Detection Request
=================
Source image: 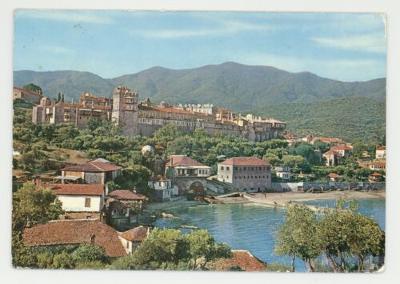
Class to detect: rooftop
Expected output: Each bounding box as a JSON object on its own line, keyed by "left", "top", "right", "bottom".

{"left": 168, "top": 155, "right": 208, "bottom": 168}
{"left": 62, "top": 159, "right": 121, "bottom": 173}
{"left": 23, "top": 220, "right": 127, "bottom": 257}
{"left": 219, "top": 157, "right": 269, "bottom": 166}
{"left": 108, "top": 190, "right": 147, "bottom": 201}
{"left": 45, "top": 183, "right": 104, "bottom": 196}
{"left": 119, "top": 226, "right": 150, "bottom": 242}
{"left": 211, "top": 250, "right": 266, "bottom": 272}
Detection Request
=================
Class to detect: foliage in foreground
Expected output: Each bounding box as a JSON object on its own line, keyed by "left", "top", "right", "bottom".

{"left": 275, "top": 201, "right": 385, "bottom": 272}
{"left": 111, "top": 228, "right": 231, "bottom": 270}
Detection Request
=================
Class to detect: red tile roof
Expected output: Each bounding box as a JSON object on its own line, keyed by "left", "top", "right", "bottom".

{"left": 62, "top": 159, "right": 121, "bottom": 173}
{"left": 46, "top": 184, "right": 104, "bottom": 196}
{"left": 376, "top": 146, "right": 386, "bottom": 151}
{"left": 212, "top": 250, "right": 266, "bottom": 272}
{"left": 168, "top": 155, "right": 208, "bottom": 167}
{"left": 331, "top": 145, "right": 352, "bottom": 151}
{"left": 108, "top": 190, "right": 147, "bottom": 201}
{"left": 119, "top": 226, "right": 150, "bottom": 242}
{"left": 328, "top": 173, "right": 340, "bottom": 178}
{"left": 23, "top": 220, "right": 127, "bottom": 257}
{"left": 219, "top": 157, "right": 269, "bottom": 166}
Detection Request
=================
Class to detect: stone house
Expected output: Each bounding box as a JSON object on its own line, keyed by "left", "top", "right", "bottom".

{"left": 166, "top": 155, "right": 212, "bottom": 178}
{"left": 217, "top": 157, "right": 271, "bottom": 192}
{"left": 46, "top": 183, "right": 105, "bottom": 220}
{"left": 327, "top": 173, "right": 342, "bottom": 182}
{"left": 376, "top": 146, "right": 386, "bottom": 159}
{"left": 148, "top": 176, "right": 179, "bottom": 201}
{"left": 274, "top": 166, "right": 293, "bottom": 181}
{"left": 13, "top": 86, "right": 43, "bottom": 105}
{"left": 61, "top": 158, "right": 121, "bottom": 184}
{"left": 118, "top": 226, "right": 151, "bottom": 254}
{"left": 106, "top": 190, "right": 147, "bottom": 230}
{"left": 368, "top": 172, "right": 384, "bottom": 182}
{"left": 323, "top": 145, "right": 352, "bottom": 166}
{"left": 23, "top": 219, "right": 127, "bottom": 258}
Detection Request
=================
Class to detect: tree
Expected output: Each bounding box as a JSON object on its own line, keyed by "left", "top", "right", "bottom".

{"left": 12, "top": 183, "right": 64, "bottom": 267}
{"left": 317, "top": 201, "right": 385, "bottom": 272}
{"left": 23, "top": 83, "right": 42, "bottom": 94}
{"left": 12, "top": 182, "right": 63, "bottom": 232}
{"left": 275, "top": 204, "right": 321, "bottom": 272}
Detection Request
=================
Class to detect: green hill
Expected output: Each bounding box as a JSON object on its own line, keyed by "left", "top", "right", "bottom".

{"left": 254, "top": 97, "right": 385, "bottom": 143}
{"left": 13, "top": 62, "right": 386, "bottom": 142}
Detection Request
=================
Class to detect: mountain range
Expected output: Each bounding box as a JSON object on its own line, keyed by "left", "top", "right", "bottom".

{"left": 13, "top": 62, "right": 386, "bottom": 142}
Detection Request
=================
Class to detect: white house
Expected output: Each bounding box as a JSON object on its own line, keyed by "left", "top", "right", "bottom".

{"left": 274, "top": 166, "right": 293, "bottom": 180}
{"left": 375, "top": 146, "right": 386, "bottom": 159}
{"left": 148, "top": 176, "right": 179, "bottom": 201}
{"left": 46, "top": 183, "right": 105, "bottom": 220}
{"left": 118, "top": 226, "right": 151, "bottom": 254}
{"left": 165, "top": 155, "right": 212, "bottom": 178}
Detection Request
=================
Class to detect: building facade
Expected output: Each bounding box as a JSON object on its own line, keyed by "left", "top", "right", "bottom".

{"left": 148, "top": 176, "right": 179, "bottom": 201}
{"left": 61, "top": 158, "right": 121, "bottom": 185}
{"left": 13, "top": 86, "right": 43, "bottom": 105}
{"left": 45, "top": 183, "right": 105, "bottom": 220}
{"left": 32, "top": 86, "right": 286, "bottom": 142}
{"left": 217, "top": 157, "right": 271, "bottom": 192}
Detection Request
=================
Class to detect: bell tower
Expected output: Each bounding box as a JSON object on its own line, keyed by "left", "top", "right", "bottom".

{"left": 112, "top": 86, "right": 139, "bottom": 136}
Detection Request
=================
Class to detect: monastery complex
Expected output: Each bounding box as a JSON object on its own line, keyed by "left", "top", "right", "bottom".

{"left": 30, "top": 86, "right": 286, "bottom": 142}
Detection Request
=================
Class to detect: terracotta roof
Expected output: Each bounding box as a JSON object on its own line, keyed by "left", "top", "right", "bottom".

{"left": 219, "top": 157, "right": 269, "bottom": 166}
{"left": 23, "top": 220, "right": 127, "bottom": 257}
{"left": 62, "top": 159, "right": 121, "bottom": 173}
{"left": 376, "top": 146, "right": 386, "bottom": 151}
{"left": 13, "top": 86, "right": 42, "bottom": 97}
{"left": 370, "top": 172, "right": 382, "bottom": 177}
{"left": 119, "top": 226, "right": 150, "bottom": 242}
{"left": 168, "top": 155, "right": 208, "bottom": 167}
{"left": 328, "top": 173, "right": 340, "bottom": 178}
{"left": 212, "top": 250, "right": 266, "bottom": 272}
{"left": 108, "top": 190, "right": 147, "bottom": 201}
{"left": 323, "top": 149, "right": 339, "bottom": 156}
{"left": 314, "top": 137, "right": 343, "bottom": 143}
{"left": 331, "top": 145, "right": 352, "bottom": 151}
{"left": 45, "top": 184, "right": 104, "bottom": 196}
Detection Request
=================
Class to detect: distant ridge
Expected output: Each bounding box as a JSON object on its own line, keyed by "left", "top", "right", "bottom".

{"left": 14, "top": 62, "right": 385, "bottom": 111}
{"left": 13, "top": 62, "right": 386, "bottom": 142}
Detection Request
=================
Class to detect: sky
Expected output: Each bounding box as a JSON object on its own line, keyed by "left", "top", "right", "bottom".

{"left": 13, "top": 10, "right": 386, "bottom": 81}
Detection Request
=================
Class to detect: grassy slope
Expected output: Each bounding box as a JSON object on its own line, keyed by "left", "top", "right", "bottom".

{"left": 254, "top": 97, "right": 385, "bottom": 143}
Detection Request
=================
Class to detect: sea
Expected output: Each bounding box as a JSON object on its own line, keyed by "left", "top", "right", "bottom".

{"left": 154, "top": 198, "right": 385, "bottom": 272}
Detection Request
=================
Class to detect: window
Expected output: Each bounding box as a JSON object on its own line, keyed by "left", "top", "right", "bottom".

{"left": 226, "top": 167, "right": 230, "bottom": 171}
{"left": 221, "top": 166, "right": 224, "bottom": 170}
{"left": 85, "top": 198, "right": 91, "bottom": 208}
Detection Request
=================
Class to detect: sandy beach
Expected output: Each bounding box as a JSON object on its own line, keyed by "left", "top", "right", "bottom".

{"left": 216, "top": 190, "right": 385, "bottom": 207}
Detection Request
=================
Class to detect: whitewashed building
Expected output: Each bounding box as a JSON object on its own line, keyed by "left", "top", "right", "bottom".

{"left": 148, "top": 176, "right": 179, "bottom": 201}
{"left": 46, "top": 183, "right": 105, "bottom": 220}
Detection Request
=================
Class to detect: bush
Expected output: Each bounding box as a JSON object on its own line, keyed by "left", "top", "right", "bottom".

{"left": 75, "top": 261, "right": 107, "bottom": 270}
{"left": 72, "top": 245, "right": 107, "bottom": 263}
{"left": 36, "top": 251, "right": 54, "bottom": 268}
{"left": 52, "top": 252, "right": 75, "bottom": 269}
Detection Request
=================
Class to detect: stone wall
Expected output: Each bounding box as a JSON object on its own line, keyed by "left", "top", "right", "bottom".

{"left": 271, "top": 182, "right": 386, "bottom": 192}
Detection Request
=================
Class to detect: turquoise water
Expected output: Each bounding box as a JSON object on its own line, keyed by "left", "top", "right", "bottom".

{"left": 154, "top": 198, "right": 385, "bottom": 271}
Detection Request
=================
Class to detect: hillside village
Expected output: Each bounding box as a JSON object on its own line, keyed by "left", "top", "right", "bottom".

{"left": 12, "top": 84, "right": 386, "bottom": 271}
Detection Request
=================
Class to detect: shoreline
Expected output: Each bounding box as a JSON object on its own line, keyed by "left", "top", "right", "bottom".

{"left": 216, "top": 190, "right": 385, "bottom": 208}
{"left": 145, "top": 190, "right": 385, "bottom": 214}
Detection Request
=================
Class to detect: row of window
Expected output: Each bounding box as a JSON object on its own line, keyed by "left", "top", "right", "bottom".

{"left": 220, "top": 166, "right": 269, "bottom": 171}
{"left": 234, "top": 175, "right": 269, "bottom": 180}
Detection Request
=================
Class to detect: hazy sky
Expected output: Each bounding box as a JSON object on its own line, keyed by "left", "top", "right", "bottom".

{"left": 14, "top": 10, "right": 386, "bottom": 81}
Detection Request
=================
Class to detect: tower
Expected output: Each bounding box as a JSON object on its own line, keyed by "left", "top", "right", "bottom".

{"left": 112, "top": 86, "right": 139, "bottom": 136}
